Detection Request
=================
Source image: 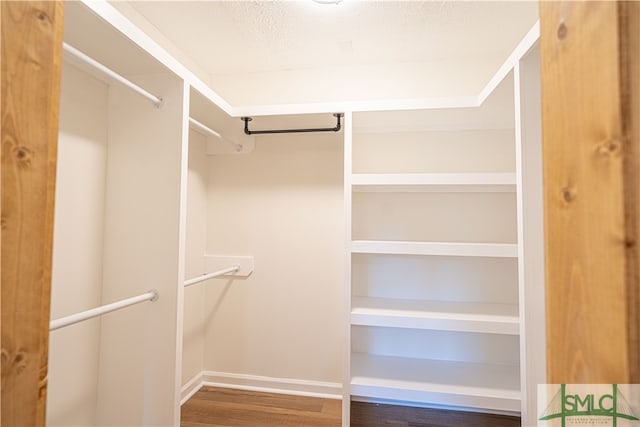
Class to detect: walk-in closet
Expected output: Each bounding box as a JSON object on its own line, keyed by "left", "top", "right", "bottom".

{"left": 42, "top": 1, "right": 544, "bottom": 426}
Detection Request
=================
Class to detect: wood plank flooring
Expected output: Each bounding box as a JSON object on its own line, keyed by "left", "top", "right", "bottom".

{"left": 181, "top": 387, "right": 521, "bottom": 427}
{"left": 351, "top": 401, "right": 521, "bottom": 427}
{"left": 181, "top": 387, "right": 341, "bottom": 427}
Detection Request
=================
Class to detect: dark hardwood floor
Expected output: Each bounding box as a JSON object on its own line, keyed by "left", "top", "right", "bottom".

{"left": 181, "top": 386, "right": 521, "bottom": 427}
{"left": 351, "top": 401, "right": 521, "bottom": 427}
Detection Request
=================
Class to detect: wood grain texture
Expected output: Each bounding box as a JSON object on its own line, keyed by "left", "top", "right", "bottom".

{"left": 181, "top": 387, "right": 520, "bottom": 427}
{"left": 620, "top": 0, "right": 640, "bottom": 384}
{"left": 1, "top": 1, "right": 64, "bottom": 425}
{"left": 541, "top": 1, "right": 639, "bottom": 383}
{"left": 350, "top": 402, "right": 520, "bottom": 427}
{"left": 181, "top": 387, "right": 341, "bottom": 427}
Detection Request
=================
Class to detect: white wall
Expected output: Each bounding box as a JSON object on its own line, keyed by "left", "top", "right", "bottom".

{"left": 200, "top": 132, "right": 345, "bottom": 386}
{"left": 48, "top": 64, "right": 108, "bottom": 426}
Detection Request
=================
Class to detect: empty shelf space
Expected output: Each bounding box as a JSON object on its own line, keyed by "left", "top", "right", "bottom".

{"left": 350, "top": 353, "right": 521, "bottom": 412}
{"left": 351, "top": 241, "right": 518, "bottom": 258}
{"left": 351, "top": 297, "right": 519, "bottom": 335}
{"left": 351, "top": 173, "right": 516, "bottom": 193}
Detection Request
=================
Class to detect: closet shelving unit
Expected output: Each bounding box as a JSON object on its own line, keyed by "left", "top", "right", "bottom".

{"left": 352, "top": 172, "right": 516, "bottom": 193}
{"left": 52, "top": 2, "right": 244, "bottom": 426}
{"left": 346, "top": 77, "right": 522, "bottom": 413}
{"left": 343, "top": 23, "right": 544, "bottom": 427}
{"left": 52, "top": 2, "right": 195, "bottom": 426}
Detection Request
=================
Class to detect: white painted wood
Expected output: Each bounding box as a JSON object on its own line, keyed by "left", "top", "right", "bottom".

{"left": 180, "top": 370, "right": 344, "bottom": 405}
{"left": 514, "top": 42, "right": 545, "bottom": 427}
{"left": 63, "top": 43, "right": 163, "bottom": 106}
{"left": 180, "top": 372, "right": 204, "bottom": 406}
{"left": 174, "top": 81, "right": 191, "bottom": 426}
{"left": 352, "top": 326, "right": 519, "bottom": 365}
{"left": 201, "top": 371, "right": 343, "bottom": 400}
{"left": 182, "top": 118, "right": 209, "bottom": 393}
{"left": 353, "top": 185, "right": 515, "bottom": 193}
{"left": 76, "top": 0, "right": 234, "bottom": 115}
{"left": 477, "top": 21, "right": 540, "bottom": 105}
{"left": 232, "top": 96, "right": 479, "bottom": 118}
{"left": 341, "top": 111, "right": 354, "bottom": 427}
{"left": 201, "top": 255, "right": 254, "bottom": 278}
{"left": 48, "top": 65, "right": 108, "bottom": 427}
{"left": 352, "top": 173, "right": 516, "bottom": 193}
{"left": 352, "top": 84, "right": 514, "bottom": 135}
{"left": 351, "top": 241, "right": 518, "bottom": 258}
{"left": 64, "top": 2, "right": 169, "bottom": 77}
{"left": 345, "top": 27, "right": 538, "bottom": 422}
{"left": 351, "top": 297, "right": 519, "bottom": 335}
{"left": 95, "top": 73, "right": 184, "bottom": 427}
{"left": 350, "top": 353, "right": 521, "bottom": 412}
{"left": 188, "top": 88, "right": 255, "bottom": 155}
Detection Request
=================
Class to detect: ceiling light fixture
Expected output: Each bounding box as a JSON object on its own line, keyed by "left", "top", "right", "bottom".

{"left": 312, "top": 0, "right": 343, "bottom": 5}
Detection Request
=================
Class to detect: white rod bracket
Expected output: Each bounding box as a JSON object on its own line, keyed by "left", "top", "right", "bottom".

{"left": 63, "top": 43, "right": 163, "bottom": 107}
{"left": 50, "top": 289, "right": 159, "bottom": 331}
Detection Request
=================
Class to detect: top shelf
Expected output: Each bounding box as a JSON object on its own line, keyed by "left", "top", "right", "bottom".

{"left": 352, "top": 173, "right": 516, "bottom": 193}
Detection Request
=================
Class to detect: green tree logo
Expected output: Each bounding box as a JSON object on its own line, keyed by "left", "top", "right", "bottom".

{"left": 540, "top": 384, "right": 639, "bottom": 426}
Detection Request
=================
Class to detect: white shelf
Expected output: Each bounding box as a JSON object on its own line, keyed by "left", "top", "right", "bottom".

{"left": 351, "top": 297, "right": 519, "bottom": 335}
{"left": 352, "top": 173, "right": 516, "bottom": 193}
{"left": 351, "top": 241, "right": 518, "bottom": 258}
{"left": 350, "top": 353, "right": 521, "bottom": 412}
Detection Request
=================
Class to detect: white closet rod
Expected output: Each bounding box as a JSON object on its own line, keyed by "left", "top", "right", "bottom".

{"left": 63, "top": 43, "right": 163, "bottom": 107}
{"left": 184, "top": 265, "right": 240, "bottom": 288}
{"left": 188, "top": 118, "right": 243, "bottom": 152}
{"left": 189, "top": 117, "right": 222, "bottom": 139}
{"left": 50, "top": 289, "right": 159, "bottom": 331}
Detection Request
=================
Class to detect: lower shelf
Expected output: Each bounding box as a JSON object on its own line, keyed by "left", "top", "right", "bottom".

{"left": 351, "top": 297, "right": 520, "bottom": 335}
{"left": 350, "top": 353, "right": 521, "bottom": 413}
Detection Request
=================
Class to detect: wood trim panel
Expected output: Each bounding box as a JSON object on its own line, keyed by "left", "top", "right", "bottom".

{"left": 620, "top": 0, "right": 640, "bottom": 383}
{"left": 1, "top": 1, "right": 64, "bottom": 424}
{"left": 541, "top": 1, "right": 640, "bottom": 383}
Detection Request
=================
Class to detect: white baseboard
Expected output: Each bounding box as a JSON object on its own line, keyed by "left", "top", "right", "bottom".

{"left": 180, "top": 372, "right": 205, "bottom": 405}
{"left": 181, "top": 370, "right": 343, "bottom": 404}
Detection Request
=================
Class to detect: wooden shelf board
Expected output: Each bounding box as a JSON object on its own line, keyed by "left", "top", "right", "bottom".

{"left": 351, "top": 297, "right": 519, "bottom": 335}
{"left": 350, "top": 241, "right": 518, "bottom": 258}
{"left": 352, "top": 173, "right": 517, "bottom": 193}
{"left": 350, "top": 353, "right": 521, "bottom": 412}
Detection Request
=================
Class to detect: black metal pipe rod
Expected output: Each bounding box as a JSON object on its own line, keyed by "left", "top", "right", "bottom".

{"left": 242, "top": 113, "right": 343, "bottom": 136}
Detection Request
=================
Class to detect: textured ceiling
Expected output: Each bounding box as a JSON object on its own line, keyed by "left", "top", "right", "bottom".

{"left": 123, "top": 1, "right": 538, "bottom": 76}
